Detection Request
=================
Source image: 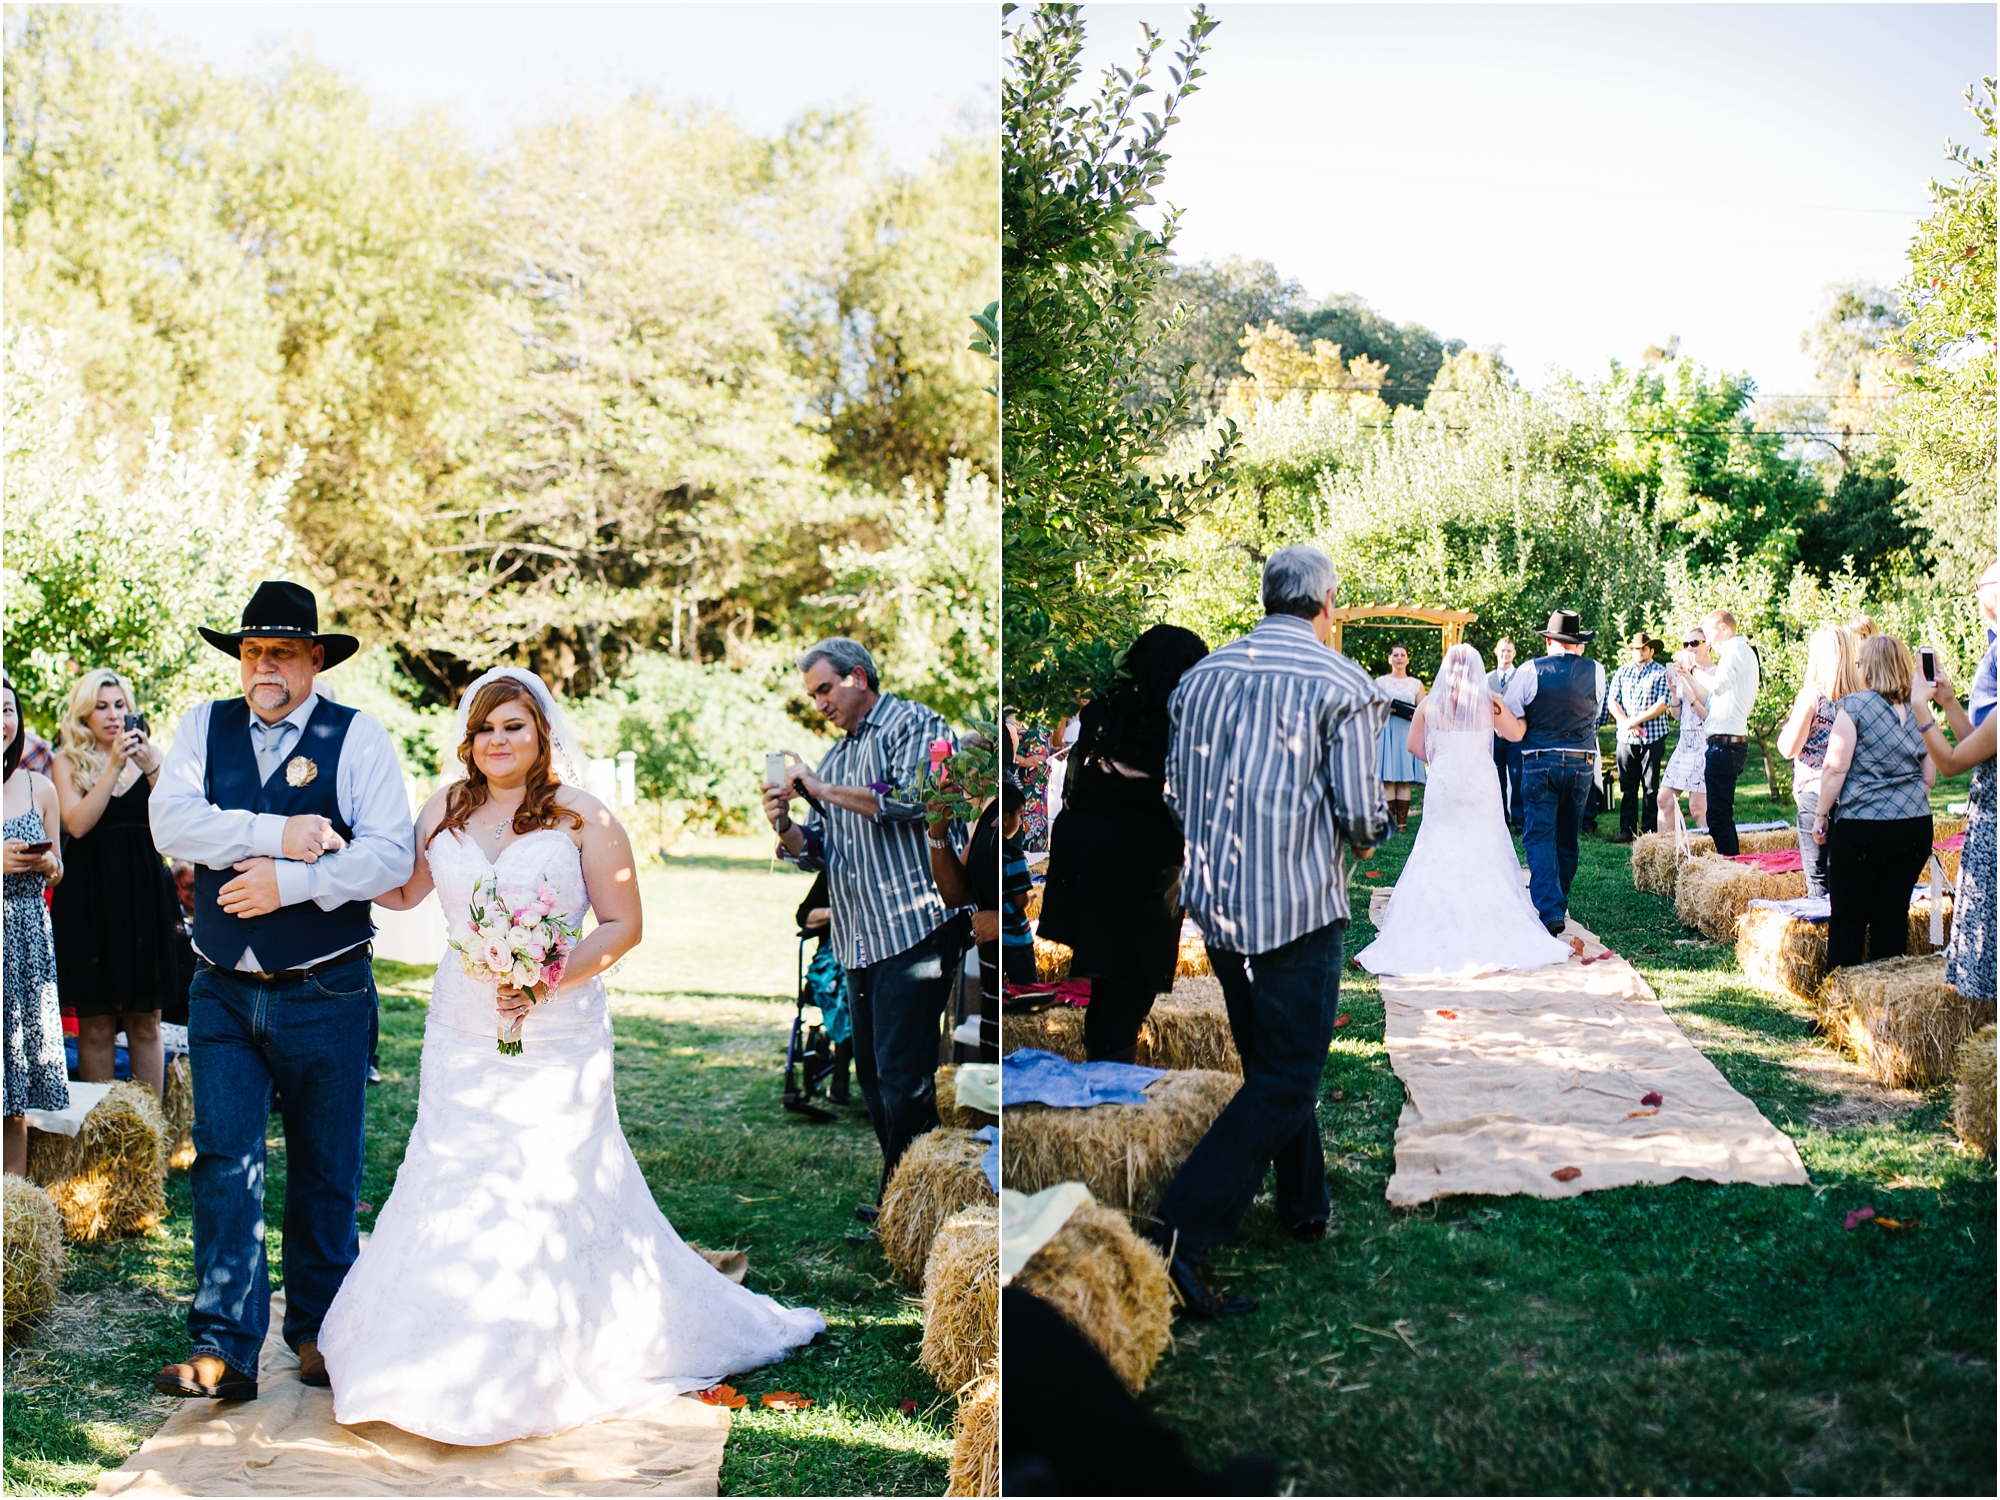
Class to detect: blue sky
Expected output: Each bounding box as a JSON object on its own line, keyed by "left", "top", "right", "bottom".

{"left": 126, "top": 3, "right": 997, "bottom": 168}
{"left": 1064, "top": 3, "right": 1993, "bottom": 395}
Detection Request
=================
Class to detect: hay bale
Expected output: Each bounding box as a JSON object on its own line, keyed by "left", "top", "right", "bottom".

{"left": 1143, "top": 978, "right": 1240, "bottom": 1074}
{"left": 1034, "top": 936, "right": 1073, "bottom": 982}
{"left": 1907, "top": 896, "right": 1956, "bottom": 956}
{"left": 1954, "top": 1024, "right": 1996, "bottom": 1156}
{"left": 1003, "top": 1070, "right": 1240, "bottom": 1216}
{"left": 937, "top": 1066, "right": 998, "bottom": 1130}
{"left": 1819, "top": 954, "right": 1998, "bottom": 1089}
{"left": 879, "top": 1128, "right": 996, "bottom": 1288}
{"left": 1021, "top": 882, "right": 1044, "bottom": 923}
{"left": 26, "top": 1081, "right": 167, "bottom": 1241}
{"left": 1632, "top": 828, "right": 1797, "bottom": 896}
{"left": 1002, "top": 1006, "right": 1087, "bottom": 1061}
{"left": 1934, "top": 815, "right": 1967, "bottom": 843}
{"left": 945, "top": 1367, "right": 999, "bottom": 1497}
{"left": 3, "top": 1175, "right": 67, "bottom": 1338}
{"left": 920, "top": 1204, "right": 999, "bottom": 1392}
{"left": 1012, "top": 1201, "right": 1172, "bottom": 1393}
{"left": 1675, "top": 855, "right": 1807, "bottom": 942}
{"left": 1174, "top": 925, "right": 1211, "bottom": 977}
{"left": 163, "top": 1055, "right": 194, "bottom": 1171}
{"left": 1735, "top": 905, "right": 1829, "bottom": 1004}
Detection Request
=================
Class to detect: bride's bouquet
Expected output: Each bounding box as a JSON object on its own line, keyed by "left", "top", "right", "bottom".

{"left": 448, "top": 875, "right": 582, "bottom": 1055}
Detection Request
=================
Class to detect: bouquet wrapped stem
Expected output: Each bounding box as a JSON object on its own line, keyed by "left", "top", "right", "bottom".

{"left": 447, "top": 875, "right": 582, "bottom": 1055}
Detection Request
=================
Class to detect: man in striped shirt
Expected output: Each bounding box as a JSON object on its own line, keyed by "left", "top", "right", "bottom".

{"left": 1607, "top": 631, "right": 1673, "bottom": 843}
{"left": 1146, "top": 545, "right": 1391, "bottom": 1318}
{"left": 763, "top": 638, "right": 962, "bottom": 1217}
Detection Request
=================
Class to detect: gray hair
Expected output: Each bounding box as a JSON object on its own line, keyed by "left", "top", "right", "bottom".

{"left": 1262, "top": 545, "right": 1340, "bottom": 619}
{"left": 798, "top": 636, "right": 879, "bottom": 691}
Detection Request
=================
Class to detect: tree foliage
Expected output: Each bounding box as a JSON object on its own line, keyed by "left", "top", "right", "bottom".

{"left": 4, "top": 4, "right": 997, "bottom": 717}
{"left": 2, "top": 327, "right": 299, "bottom": 728}
{"left": 1002, "top": 1, "right": 1239, "bottom": 715}
{"left": 1886, "top": 78, "right": 1998, "bottom": 591}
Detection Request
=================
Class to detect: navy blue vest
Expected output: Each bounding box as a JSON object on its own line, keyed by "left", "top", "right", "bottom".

{"left": 193, "top": 697, "right": 374, "bottom": 971}
{"left": 1519, "top": 653, "right": 1601, "bottom": 754}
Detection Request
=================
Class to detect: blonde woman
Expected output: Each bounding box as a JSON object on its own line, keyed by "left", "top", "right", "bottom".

{"left": 1814, "top": 634, "right": 1937, "bottom": 968}
{"left": 50, "top": 669, "right": 178, "bottom": 1101}
{"left": 1776, "top": 626, "right": 1861, "bottom": 898}
{"left": 1658, "top": 627, "right": 1714, "bottom": 835}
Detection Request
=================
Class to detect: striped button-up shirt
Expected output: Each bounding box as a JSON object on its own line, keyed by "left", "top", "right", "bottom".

{"left": 782, "top": 693, "right": 952, "bottom": 970}
{"left": 1608, "top": 659, "right": 1674, "bottom": 744}
{"left": 1166, "top": 614, "right": 1392, "bottom": 956}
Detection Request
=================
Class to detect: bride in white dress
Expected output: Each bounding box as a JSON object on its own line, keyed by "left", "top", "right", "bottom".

{"left": 1356, "top": 644, "right": 1574, "bottom": 978}
{"left": 318, "top": 667, "right": 822, "bottom": 1445}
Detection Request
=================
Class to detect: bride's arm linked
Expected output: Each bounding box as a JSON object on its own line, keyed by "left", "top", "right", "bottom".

{"left": 554, "top": 790, "right": 643, "bottom": 994}
{"left": 1491, "top": 692, "right": 1527, "bottom": 742}
{"left": 1406, "top": 702, "right": 1429, "bottom": 762}
{"left": 372, "top": 790, "right": 448, "bottom": 911}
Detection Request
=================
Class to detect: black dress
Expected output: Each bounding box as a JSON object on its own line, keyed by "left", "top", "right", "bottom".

{"left": 49, "top": 770, "right": 183, "bottom": 1019}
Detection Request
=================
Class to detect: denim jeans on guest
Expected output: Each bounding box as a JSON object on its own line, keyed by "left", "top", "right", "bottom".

{"left": 1704, "top": 738, "right": 1750, "bottom": 855}
{"left": 1494, "top": 736, "right": 1524, "bottom": 829}
{"left": 848, "top": 917, "right": 963, "bottom": 1200}
{"left": 1521, "top": 750, "right": 1595, "bottom": 930}
{"left": 1795, "top": 791, "right": 1830, "bottom": 898}
{"left": 1616, "top": 738, "right": 1666, "bottom": 837}
{"left": 187, "top": 954, "right": 374, "bottom": 1376}
{"left": 1153, "top": 919, "right": 1344, "bottom": 1260}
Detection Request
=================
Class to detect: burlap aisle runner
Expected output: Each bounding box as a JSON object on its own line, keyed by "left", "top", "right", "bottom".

{"left": 94, "top": 1292, "right": 730, "bottom": 1497}
{"left": 1381, "top": 943, "right": 1809, "bottom": 1206}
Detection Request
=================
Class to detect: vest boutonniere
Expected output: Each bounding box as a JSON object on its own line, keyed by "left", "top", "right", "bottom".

{"left": 285, "top": 755, "right": 319, "bottom": 788}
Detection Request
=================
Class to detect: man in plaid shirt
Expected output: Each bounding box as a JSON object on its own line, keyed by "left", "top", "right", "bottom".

{"left": 1608, "top": 631, "right": 1673, "bottom": 842}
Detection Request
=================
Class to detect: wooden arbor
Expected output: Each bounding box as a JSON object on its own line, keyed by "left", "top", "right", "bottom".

{"left": 1325, "top": 604, "right": 1479, "bottom": 658}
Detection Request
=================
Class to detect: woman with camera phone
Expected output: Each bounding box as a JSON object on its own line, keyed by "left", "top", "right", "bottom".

{"left": 50, "top": 669, "right": 179, "bottom": 1102}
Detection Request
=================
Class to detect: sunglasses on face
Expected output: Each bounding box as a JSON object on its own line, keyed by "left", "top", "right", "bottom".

{"left": 1683, "top": 639, "right": 1703, "bottom": 647}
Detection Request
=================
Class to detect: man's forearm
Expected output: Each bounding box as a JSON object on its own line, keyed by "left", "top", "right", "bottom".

{"left": 817, "top": 782, "right": 884, "bottom": 819}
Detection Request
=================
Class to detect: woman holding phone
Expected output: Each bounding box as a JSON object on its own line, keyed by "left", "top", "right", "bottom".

{"left": 4, "top": 674, "right": 69, "bottom": 1175}
{"left": 50, "top": 669, "right": 179, "bottom": 1103}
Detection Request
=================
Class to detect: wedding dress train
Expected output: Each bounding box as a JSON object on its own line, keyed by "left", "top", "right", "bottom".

{"left": 1355, "top": 725, "right": 1573, "bottom": 978}
{"left": 318, "top": 828, "right": 823, "bottom": 1445}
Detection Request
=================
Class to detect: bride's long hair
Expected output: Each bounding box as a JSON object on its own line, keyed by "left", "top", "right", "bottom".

{"left": 1429, "top": 643, "right": 1493, "bottom": 733}
{"left": 426, "top": 677, "right": 584, "bottom": 850}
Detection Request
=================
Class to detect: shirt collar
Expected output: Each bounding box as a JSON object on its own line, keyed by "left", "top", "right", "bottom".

{"left": 846, "top": 692, "right": 896, "bottom": 739}
{"left": 1255, "top": 614, "right": 1321, "bottom": 643}
{"left": 251, "top": 692, "right": 319, "bottom": 741}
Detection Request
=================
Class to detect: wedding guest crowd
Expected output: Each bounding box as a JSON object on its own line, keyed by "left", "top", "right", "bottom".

{"left": 1373, "top": 644, "right": 1425, "bottom": 833}
{"left": 1143, "top": 545, "right": 1388, "bottom": 1315}
{"left": 1659, "top": 626, "right": 1714, "bottom": 835}
{"left": 50, "top": 669, "right": 180, "bottom": 1104}
{"left": 1036, "top": 624, "right": 1210, "bottom": 1063}
{"left": 765, "top": 637, "right": 964, "bottom": 1223}
{"left": 1813, "top": 634, "right": 1936, "bottom": 968}
{"left": 4, "top": 674, "right": 69, "bottom": 1176}
{"left": 1607, "top": 631, "right": 1673, "bottom": 843}
{"left": 1777, "top": 626, "right": 1860, "bottom": 899}
{"left": 1486, "top": 637, "right": 1524, "bottom": 831}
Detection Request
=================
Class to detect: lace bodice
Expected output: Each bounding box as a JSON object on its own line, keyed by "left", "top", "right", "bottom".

{"left": 423, "top": 827, "right": 609, "bottom": 1041}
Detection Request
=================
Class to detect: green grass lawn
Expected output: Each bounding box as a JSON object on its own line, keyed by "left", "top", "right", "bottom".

{"left": 3, "top": 835, "right": 951, "bottom": 1497}
{"left": 1141, "top": 774, "right": 1996, "bottom": 1496}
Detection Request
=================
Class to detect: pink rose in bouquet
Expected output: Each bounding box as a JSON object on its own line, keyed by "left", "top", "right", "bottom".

{"left": 448, "top": 874, "right": 582, "bottom": 1055}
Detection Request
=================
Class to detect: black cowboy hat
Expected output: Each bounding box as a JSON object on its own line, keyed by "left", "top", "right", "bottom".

{"left": 1540, "top": 609, "right": 1596, "bottom": 645}
{"left": 199, "top": 581, "right": 360, "bottom": 670}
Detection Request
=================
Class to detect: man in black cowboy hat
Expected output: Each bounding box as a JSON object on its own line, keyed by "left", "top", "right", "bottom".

{"left": 1502, "top": 610, "right": 1610, "bottom": 935}
{"left": 148, "top": 581, "right": 415, "bottom": 1402}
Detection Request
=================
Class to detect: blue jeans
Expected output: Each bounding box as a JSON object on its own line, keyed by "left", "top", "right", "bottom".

{"left": 1522, "top": 751, "right": 1595, "bottom": 930}
{"left": 848, "top": 918, "right": 962, "bottom": 1199}
{"left": 1705, "top": 738, "right": 1750, "bottom": 855}
{"left": 1494, "top": 737, "right": 1524, "bottom": 829}
{"left": 187, "top": 955, "right": 374, "bottom": 1375}
{"left": 1795, "top": 792, "right": 1829, "bottom": 899}
{"left": 1154, "top": 919, "right": 1343, "bottom": 1259}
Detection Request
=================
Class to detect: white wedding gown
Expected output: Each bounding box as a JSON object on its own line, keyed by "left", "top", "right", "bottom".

{"left": 319, "top": 828, "right": 824, "bottom": 1445}
{"left": 1355, "top": 725, "right": 1573, "bottom": 977}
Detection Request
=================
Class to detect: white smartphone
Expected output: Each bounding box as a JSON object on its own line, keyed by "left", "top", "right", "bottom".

{"left": 764, "top": 752, "right": 788, "bottom": 789}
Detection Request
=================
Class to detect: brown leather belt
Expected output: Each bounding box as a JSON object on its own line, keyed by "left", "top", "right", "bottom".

{"left": 1707, "top": 733, "right": 1748, "bottom": 744}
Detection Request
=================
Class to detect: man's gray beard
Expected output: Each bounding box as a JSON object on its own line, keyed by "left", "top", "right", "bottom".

{"left": 249, "top": 682, "right": 298, "bottom": 711}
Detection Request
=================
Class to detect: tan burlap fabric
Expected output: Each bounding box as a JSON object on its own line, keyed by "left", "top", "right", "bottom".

{"left": 1381, "top": 941, "right": 1808, "bottom": 1206}
{"left": 94, "top": 1292, "right": 730, "bottom": 1496}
